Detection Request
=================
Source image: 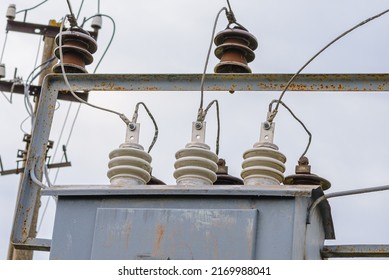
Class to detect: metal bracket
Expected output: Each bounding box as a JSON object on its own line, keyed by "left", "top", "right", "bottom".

{"left": 259, "top": 121, "right": 275, "bottom": 144}
{"left": 126, "top": 123, "right": 140, "bottom": 144}
{"left": 1, "top": 144, "right": 72, "bottom": 176}
{"left": 321, "top": 245, "right": 389, "bottom": 258}
{"left": 12, "top": 238, "right": 51, "bottom": 252}
{"left": 191, "top": 121, "right": 206, "bottom": 143}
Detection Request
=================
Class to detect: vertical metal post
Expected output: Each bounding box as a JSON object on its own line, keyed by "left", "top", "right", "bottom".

{"left": 7, "top": 29, "right": 56, "bottom": 260}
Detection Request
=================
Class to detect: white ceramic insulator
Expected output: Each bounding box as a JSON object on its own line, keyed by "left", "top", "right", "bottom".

{"left": 107, "top": 144, "right": 152, "bottom": 186}
{"left": 241, "top": 145, "right": 286, "bottom": 186}
{"left": 0, "top": 64, "right": 5, "bottom": 79}
{"left": 91, "top": 15, "right": 102, "bottom": 30}
{"left": 174, "top": 143, "right": 218, "bottom": 186}
{"left": 6, "top": 4, "right": 16, "bottom": 20}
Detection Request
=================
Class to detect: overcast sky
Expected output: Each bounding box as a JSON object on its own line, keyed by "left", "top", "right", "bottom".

{"left": 1, "top": 0, "right": 389, "bottom": 260}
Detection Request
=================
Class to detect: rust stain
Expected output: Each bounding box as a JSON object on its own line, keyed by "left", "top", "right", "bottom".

{"left": 213, "top": 239, "right": 219, "bottom": 259}
{"left": 124, "top": 224, "right": 132, "bottom": 251}
{"left": 152, "top": 224, "right": 165, "bottom": 255}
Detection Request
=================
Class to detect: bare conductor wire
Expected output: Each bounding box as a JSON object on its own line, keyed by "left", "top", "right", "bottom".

{"left": 131, "top": 102, "right": 159, "bottom": 153}
{"left": 268, "top": 9, "right": 389, "bottom": 124}
{"left": 58, "top": 15, "right": 131, "bottom": 126}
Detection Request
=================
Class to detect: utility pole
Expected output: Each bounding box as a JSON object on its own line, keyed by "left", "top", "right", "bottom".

{"left": 7, "top": 20, "right": 57, "bottom": 260}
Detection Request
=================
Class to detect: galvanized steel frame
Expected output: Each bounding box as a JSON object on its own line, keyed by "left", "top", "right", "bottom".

{"left": 10, "top": 72, "right": 389, "bottom": 250}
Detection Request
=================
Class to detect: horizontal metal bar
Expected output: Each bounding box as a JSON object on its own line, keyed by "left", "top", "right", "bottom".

{"left": 1, "top": 162, "right": 71, "bottom": 176}
{"left": 13, "top": 238, "right": 51, "bottom": 252}
{"left": 6, "top": 20, "right": 98, "bottom": 39}
{"left": 322, "top": 245, "right": 389, "bottom": 258}
{"left": 47, "top": 162, "right": 71, "bottom": 169}
{"left": 41, "top": 184, "right": 319, "bottom": 197}
{"left": 1, "top": 167, "right": 24, "bottom": 176}
{"left": 0, "top": 80, "right": 88, "bottom": 102}
{"left": 47, "top": 73, "right": 389, "bottom": 92}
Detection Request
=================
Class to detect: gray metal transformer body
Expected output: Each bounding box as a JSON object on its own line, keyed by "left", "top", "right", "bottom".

{"left": 43, "top": 184, "right": 334, "bottom": 260}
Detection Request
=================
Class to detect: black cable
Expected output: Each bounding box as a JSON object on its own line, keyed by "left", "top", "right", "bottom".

{"left": 268, "top": 8, "right": 389, "bottom": 123}
{"left": 203, "top": 100, "right": 221, "bottom": 155}
{"left": 132, "top": 102, "right": 159, "bottom": 154}
{"left": 269, "top": 99, "right": 312, "bottom": 159}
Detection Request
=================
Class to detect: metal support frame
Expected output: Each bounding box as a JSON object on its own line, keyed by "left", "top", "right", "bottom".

{"left": 38, "top": 73, "right": 389, "bottom": 92}
{"left": 0, "top": 80, "right": 88, "bottom": 102}
{"left": 322, "top": 245, "right": 389, "bottom": 258}
{"left": 10, "top": 72, "right": 389, "bottom": 250}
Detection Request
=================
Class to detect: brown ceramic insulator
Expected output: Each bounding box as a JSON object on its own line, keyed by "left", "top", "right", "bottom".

{"left": 284, "top": 157, "right": 331, "bottom": 190}
{"left": 147, "top": 176, "right": 166, "bottom": 185}
{"left": 214, "top": 158, "right": 243, "bottom": 185}
{"left": 52, "top": 28, "right": 98, "bottom": 73}
{"left": 214, "top": 27, "right": 258, "bottom": 73}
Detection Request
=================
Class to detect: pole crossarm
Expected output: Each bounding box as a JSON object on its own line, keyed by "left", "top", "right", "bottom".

{"left": 6, "top": 20, "right": 98, "bottom": 39}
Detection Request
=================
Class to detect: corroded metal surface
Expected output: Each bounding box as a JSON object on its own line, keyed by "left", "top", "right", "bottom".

{"left": 41, "top": 184, "right": 319, "bottom": 197}
{"left": 322, "top": 245, "right": 389, "bottom": 258}
{"left": 13, "top": 71, "right": 386, "bottom": 252}
{"left": 44, "top": 73, "right": 389, "bottom": 92}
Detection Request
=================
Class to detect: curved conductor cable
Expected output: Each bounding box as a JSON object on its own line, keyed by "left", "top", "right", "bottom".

{"left": 30, "top": 158, "right": 48, "bottom": 189}
{"left": 268, "top": 99, "right": 312, "bottom": 159}
{"left": 16, "top": 0, "right": 49, "bottom": 15}
{"left": 23, "top": 56, "right": 56, "bottom": 127}
{"left": 82, "top": 14, "right": 116, "bottom": 73}
{"left": 33, "top": 35, "right": 43, "bottom": 70}
{"left": 268, "top": 9, "right": 389, "bottom": 123}
{"left": 198, "top": 7, "right": 228, "bottom": 113}
{"left": 203, "top": 100, "right": 221, "bottom": 156}
{"left": 131, "top": 102, "right": 159, "bottom": 154}
{"left": 307, "top": 184, "right": 389, "bottom": 224}
{"left": 58, "top": 15, "right": 131, "bottom": 125}
{"left": 198, "top": 1, "right": 246, "bottom": 117}
{"left": 19, "top": 115, "right": 30, "bottom": 134}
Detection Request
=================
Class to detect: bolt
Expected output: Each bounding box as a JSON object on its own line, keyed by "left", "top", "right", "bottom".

{"left": 195, "top": 122, "right": 203, "bottom": 130}
{"left": 263, "top": 121, "right": 271, "bottom": 130}
{"left": 129, "top": 123, "right": 137, "bottom": 131}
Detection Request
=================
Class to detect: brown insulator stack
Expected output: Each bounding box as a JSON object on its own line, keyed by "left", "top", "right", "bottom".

{"left": 214, "top": 158, "right": 243, "bottom": 185}
{"left": 284, "top": 157, "right": 331, "bottom": 190}
{"left": 214, "top": 26, "right": 258, "bottom": 73}
{"left": 53, "top": 27, "right": 97, "bottom": 73}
